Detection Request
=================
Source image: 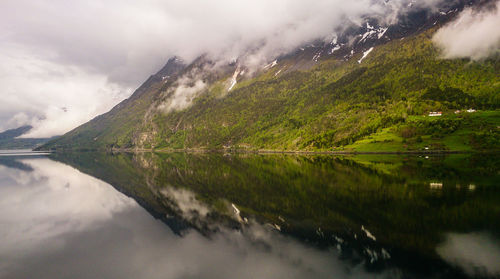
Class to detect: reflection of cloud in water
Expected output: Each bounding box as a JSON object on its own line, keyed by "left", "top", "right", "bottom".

{"left": 3, "top": 206, "right": 401, "bottom": 279}
{"left": 437, "top": 232, "right": 500, "bottom": 278}
{"left": 0, "top": 158, "right": 400, "bottom": 279}
{"left": 160, "top": 186, "right": 211, "bottom": 219}
{"left": 0, "top": 159, "right": 135, "bottom": 257}
{"left": 0, "top": 163, "right": 35, "bottom": 186}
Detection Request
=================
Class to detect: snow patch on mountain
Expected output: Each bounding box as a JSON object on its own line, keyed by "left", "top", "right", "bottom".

{"left": 377, "top": 27, "right": 388, "bottom": 39}
{"left": 331, "top": 35, "right": 338, "bottom": 45}
{"left": 313, "top": 51, "right": 322, "bottom": 62}
{"left": 329, "top": 45, "right": 342, "bottom": 54}
{"left": 263, "top": 60, "right": 278, "bottom": 70}
{"left": 358, "top": 47, "right": 374, "bottom": 63}
{"left": 228, "top": 66, "right": 242, "bottom": 91}
{"left": 359, "top": 22, "right": 389, "bottom": 43}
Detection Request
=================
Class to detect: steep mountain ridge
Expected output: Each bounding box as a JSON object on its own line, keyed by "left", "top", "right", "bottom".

{"left": 39, "top": 0, "right": 500, "bottom": 152}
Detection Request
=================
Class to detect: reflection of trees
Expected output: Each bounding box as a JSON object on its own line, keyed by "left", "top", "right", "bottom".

{"left": 51, "top": 152, "right": 500, "bottom": 262}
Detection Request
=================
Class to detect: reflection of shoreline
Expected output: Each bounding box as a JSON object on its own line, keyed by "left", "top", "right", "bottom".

{"left": 48, "top": 151, "right": 500, "bottom": 278}
{"left": 0, "top": 149, "right": 52, "bottom": 156}
{"left": 46, "top": 148, "right": 500, "bottom": 155}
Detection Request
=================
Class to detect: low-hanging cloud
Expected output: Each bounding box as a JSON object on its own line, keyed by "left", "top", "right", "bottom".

{"left": 433, "top": 0, "right": 500, "bottom": 60}
{"left": 0, "top": 0, "right": 448, "bottom": 137}
{"left": 0, "top": 45, "right": 129, "bottom": 138}
{"left": 158, "top": 76, "right": 207, "bottom": 113}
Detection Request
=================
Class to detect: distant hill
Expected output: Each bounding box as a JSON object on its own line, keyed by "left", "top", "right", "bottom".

{"left": 0, "top": 126, "right": 55, "bottom": 150}
{"left": 0, "top": 125, "right": 32, "bottom": 140}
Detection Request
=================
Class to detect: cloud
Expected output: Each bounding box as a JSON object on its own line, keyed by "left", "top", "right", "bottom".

{"left": 433, "top": 1, "right": 500, "bottom": 60}
{"left": 160, "top": 186, "right": 211, "bottom": 220}
{"left": 437, "top": 232, "right": 500, "bottom": 277}
{"left": 0, "top": 0, "right": 448, "bottom": 137}
{"left": 158, "top": 75, "right": 207, "bottom": 113}
{"left": 0, "top": 44, "right": 130, "bottom": 138}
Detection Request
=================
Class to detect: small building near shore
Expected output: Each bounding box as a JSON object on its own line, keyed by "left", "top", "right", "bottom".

{"left": 428, "top": 112, "right": 442, "bottom": 117}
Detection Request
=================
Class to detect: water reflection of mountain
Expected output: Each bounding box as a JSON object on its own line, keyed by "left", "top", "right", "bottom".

{"left": 0, "top": 156, "right": 35, "bottom": 171}
{"left": 51, "top": 152, "right": 500, "bottom": 278}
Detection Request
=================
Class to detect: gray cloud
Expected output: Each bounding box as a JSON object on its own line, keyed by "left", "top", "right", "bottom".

{"left": 433, "top": 0, "right": 500, "bottom": 60}
{"left": 0, "top": 0, "right": 447, "bottom": 137}
{"left": 437, "top": 232, "right": 500, "bottom": 277}
{"left": 0, "top": 44, "right": 130, "bottom": 137}
{"left": 157, "top": 68, "right": 209, "bottom": 113}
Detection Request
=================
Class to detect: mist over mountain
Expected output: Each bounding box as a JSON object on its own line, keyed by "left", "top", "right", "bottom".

{"left": 2, "top": 0, "right": 497, "bottom": 138}
{"left": 433, "top": 0, "right": 500, "bottom": 60}
{"left": 36, "top": 0, "right": 499, "bottom": 153}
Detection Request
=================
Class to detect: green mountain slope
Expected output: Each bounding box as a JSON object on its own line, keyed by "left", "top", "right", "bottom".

{"left": 39, "top": 28, "right": 500, "bottom": 152}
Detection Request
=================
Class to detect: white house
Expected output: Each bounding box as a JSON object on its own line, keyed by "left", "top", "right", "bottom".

{"left": 428, "top": 112, "right": 442, "bottom": 117}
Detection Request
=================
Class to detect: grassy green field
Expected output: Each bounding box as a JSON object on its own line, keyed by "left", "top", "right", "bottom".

{"left": 344, "top": 110, "right": 500, "bottom": 152}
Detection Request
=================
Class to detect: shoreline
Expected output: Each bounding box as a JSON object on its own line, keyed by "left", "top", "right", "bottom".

{"left": 40, "top": 147, "right": 500, "bottom": 155}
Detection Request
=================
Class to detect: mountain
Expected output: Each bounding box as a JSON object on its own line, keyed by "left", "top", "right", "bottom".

{"left": 38, "top": 0, "right": 500, "bottom": 152}
{"left": 0, "top": 125, "right": 32, "bottom": 141}
{"left": 0, "top": 126, "right": 54, "bottom": 150}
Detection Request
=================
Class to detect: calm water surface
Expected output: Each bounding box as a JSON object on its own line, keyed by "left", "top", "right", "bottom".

{"left": 0, "top": 151, "right": 499, "bottom": 279}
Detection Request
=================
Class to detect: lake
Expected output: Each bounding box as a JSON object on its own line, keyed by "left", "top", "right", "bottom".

{"left": 0, "top": 150, "right": 499, "bottom": 279}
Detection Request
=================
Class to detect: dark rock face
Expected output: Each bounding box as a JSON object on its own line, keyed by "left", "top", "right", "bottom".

{"left": 155, "top": 56, "right": 187, "bottom": 80}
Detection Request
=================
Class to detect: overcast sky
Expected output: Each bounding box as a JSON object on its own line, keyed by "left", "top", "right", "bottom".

{"left": 0, "top": 0, "right": 497, "bottom": 138}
